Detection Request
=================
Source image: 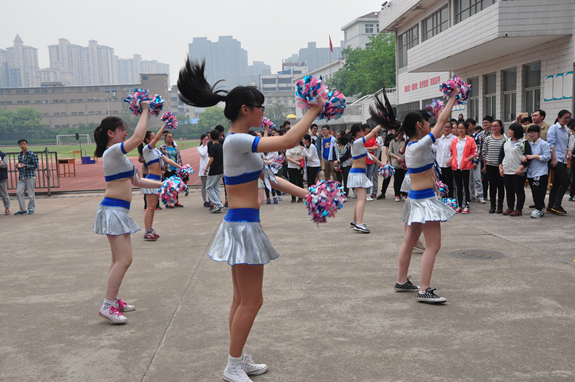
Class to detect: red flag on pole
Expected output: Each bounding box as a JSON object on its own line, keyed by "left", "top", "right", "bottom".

{"left": 329, "top": 35, "right": 333, "bottom": 53}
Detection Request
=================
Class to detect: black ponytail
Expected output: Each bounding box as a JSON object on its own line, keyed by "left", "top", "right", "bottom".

{"left": 178, "top": 57, "right": 264, "bottom": 122}
{"left": 94, "top": 116, "right": 126, "bottom": 157}
{"left": 137, "top": 130, "right": 154, "bottom": 155}
{"left": 369, "top": 87, "right": 401, "bottom": 131}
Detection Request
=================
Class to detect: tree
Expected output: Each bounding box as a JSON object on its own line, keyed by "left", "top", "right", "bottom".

{"left": 197, "top": 106, "right": 228, "bottom": 134}
{"left": 265, "top": 103, "right": 292, "bottom": 127}
{"left": 326, "top": 33, "right": 396, "bottom": 97}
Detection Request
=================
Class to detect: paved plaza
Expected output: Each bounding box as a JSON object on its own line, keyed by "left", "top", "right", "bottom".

{"left": 1, "top": 188, "right": 574, "bottom": 382}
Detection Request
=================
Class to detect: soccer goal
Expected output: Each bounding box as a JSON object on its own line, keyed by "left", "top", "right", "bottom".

{"left": 56, "top": 134, "right": 92, "bottom": 145}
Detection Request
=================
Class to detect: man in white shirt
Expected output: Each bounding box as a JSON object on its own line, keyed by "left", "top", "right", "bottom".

{"left": 434, "top": 122, "right": 456, "bottom": 198}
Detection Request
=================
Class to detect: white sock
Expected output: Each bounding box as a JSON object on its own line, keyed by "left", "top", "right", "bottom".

{"left": 228, "top": 355, "right": 242, "bottom": 366}
{"left": 418, "top": 290, "right": 426, "bottom": 294}
{"left": 397, "top": 281, "right": 406, "bottom": 285}
{"left": 102, "top": 299, "right": 115, "bottom": 309}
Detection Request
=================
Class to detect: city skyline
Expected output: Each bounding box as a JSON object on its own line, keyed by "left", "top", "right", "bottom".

{"left": 1, "top": 0, "right": 378, "bottom": 86}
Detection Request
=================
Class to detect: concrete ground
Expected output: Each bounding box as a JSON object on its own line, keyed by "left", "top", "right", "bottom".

{"left": 1, "top": 187, "right": 574, "bottom": 382}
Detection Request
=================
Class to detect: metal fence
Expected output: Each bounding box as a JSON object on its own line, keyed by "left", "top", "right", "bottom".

{"left": 3, "top": 148, "right": 60, "bottom": 195}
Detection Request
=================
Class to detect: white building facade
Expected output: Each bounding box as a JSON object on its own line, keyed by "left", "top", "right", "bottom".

{"left": 342, "top": 12, "right": 380, "bottom": 50}
{"left": 380, "top": 0, "right": 575, "bottom": 125}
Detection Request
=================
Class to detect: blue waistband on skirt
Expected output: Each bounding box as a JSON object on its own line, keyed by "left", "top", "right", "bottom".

{"left": 350, "top": 168, "right": 367, "bottom": 174}
{"left": 224, "top": 208, "right": 260, "bottom": 222}
{"left": 146, "top": 174, "right": 161, "bottom": 181}
{"left": 100, "top": 197, "right": 131, "bottom": 209}
{"left": 408, "top": 188, "right": 435, "bottom": 200}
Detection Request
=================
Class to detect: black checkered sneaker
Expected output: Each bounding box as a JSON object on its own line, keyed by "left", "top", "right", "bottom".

{"left": 394, "top": 276, "right": 419, "bottom": 292}
{"left": 416, "top": 288, "right": 447, "bottom": 303}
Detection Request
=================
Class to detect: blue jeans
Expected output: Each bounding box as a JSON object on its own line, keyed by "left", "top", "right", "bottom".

{"left": 365, "top": 163, "right": 375, "bottom": 195}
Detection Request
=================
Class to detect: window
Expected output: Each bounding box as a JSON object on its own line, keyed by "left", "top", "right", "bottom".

{"left": 398, "top": 25, "right": 419, "bottom": 68}
{"left": 104, "top": 88, "right": 110, "bottom": 93}
{"left": 55, "top": 125, "right": 61, "bottom": 128}
{"left": 262, "top": 78, "right": 276, "bottom": 85}
{"left": 141, "top": 76, "right": 148, "bottom": 81}
{"left": 53, "top": 100, "right": 59, "bottom": 103}
{"left": 72, "top": 112, "right": 77, "bottom": 115}
{"left": 41, "top": 89, "right": 48, "bottom": 93}
{"left": 23, "top": 89, "right": 29, "bottom": 94}
{"left": 77, "top": 99, "right": 83, "bottom": 102}
{"left": 278, "top": 78, "right": 291, "bottom": 84}
{"left": 455, "top": 0, "right": 497, "bottom": 24}
{"left": 502, "top": 68, "right": 517, "bottom": 122}
{"left": 523, "top": 62, "right": 541, "bottom": 115}
{"left": 397, "top": 101, "right": 420, "bottom": 121}
{"left": 70, "top": 99, "right": 76, "bottom": 103}
{"left": 35, "top": 100, "right": 42, "bottom": 104}
{"left": 78, "top": 111, "right": 84, "bottom": 115}
{"left": 60, "top": 99, "right": 65, "bottom": 103}
{"left": 422, "top": 6, "right": 449, "bottom": 42}
{"left": 42, "top": 113, "right": 49, "bottom": 116}
{"left": 467, "top": 77, "right": 479, "bottom": 122}
{"left": 17, "top": 101, "right": 23, "bottom": 104}
{"left": 24, "top": 100, "right": 30, "bottom": 104}
{"left": 61, "top": 112, "right": 67, "bottom": 116}
{"left": 365, "top": 24, "right": 374, "bottom": 34}
{"left": 34, "top": 90, "right": 41, "bottom": 94}
{"left": 54, "top": 112, "right": 60, "bottom": 116}
{"left": 484, "top": 73, "right": 497, "bottom": 118}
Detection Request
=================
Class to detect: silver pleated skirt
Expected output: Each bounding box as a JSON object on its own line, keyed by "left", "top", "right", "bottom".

{"left": 93, "top": 205, "right": 141, "bottom": 236}
{"left": 208, "top": 221, "right": 280, "bottom": 265}
{"left": 140, "top": 187, "right": 159, "bottom": 195}
{"left": 400, "top": 173, "right": 411, "bottom": 193}
{"left": 401, "top": 195, "right": 456, "bottom": 226}
{"left": 347, "top": 172, "right": 373, "bottom": 189}
{"left": 258, "top": 178, "right": 265, "bottom": 189}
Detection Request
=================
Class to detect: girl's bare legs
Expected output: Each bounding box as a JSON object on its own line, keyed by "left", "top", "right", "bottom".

{"left": 144, "top": 194, "right": 158, "bottom": 230}
{"left": 229, "top": 264, "right": 264, "bottom": 357}
{"left": 105, "top": 234, "right": 133, "bottom": 301}
{"left": 353, "top": 187, "right": 367, "bottom": 224}
{"left": 419, "top": 221, "right": 441, "bottom": 291}
{"left": 397, "top": 222, "right": 423, "bottom": 283}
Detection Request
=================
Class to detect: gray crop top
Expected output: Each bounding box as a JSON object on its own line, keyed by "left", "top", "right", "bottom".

{"left": 223, "top": 133, "right": 263, "bottom": 185}
{"left": 405, "top": 133, "right": 436, "bottom": 174}
{"left": 103, "top": 142, "right": 136, "bottom": 182}
{"left": 143, "top": 144, "right": 163, "bottom": 166}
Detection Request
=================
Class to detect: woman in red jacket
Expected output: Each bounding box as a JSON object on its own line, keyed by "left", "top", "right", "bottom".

{"left": 450, "top": 121, "right": 477, "bottom": 213}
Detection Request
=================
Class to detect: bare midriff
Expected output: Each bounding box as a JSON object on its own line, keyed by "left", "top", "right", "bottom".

{"left": 409, "top": 169, "right": 435, "bottom": 191}
{"left": 351, "top": 156, "right": 367, "bottom": 169}
{"left": 226, "top": 179, "right": 261, "bottom": 210}
{"left": 105, "top": 178, "right": 133, "bottom": 202}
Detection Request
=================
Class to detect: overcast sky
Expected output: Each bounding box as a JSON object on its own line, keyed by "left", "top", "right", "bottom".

{"left": 2, "top": 0, "right": 380, "bottom": 86}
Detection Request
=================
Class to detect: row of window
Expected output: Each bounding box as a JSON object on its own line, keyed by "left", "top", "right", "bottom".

{"left": 40, "top": 110, "right": 121, "bottom": 117}
{"left": 399, "top": 0, "right": 497, "bottom": 68}
{"left": 3, "top": 87, "right": 118, "bottom": 95}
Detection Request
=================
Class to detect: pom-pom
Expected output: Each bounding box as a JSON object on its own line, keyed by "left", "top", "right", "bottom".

{"left": 400, "top": 158, "right": 408, "bottom": 171}
{"left": 439, "top": 74, "right": 472, "bottom": 105}
{"left": 161, "top": 111, "right": 178, "bottom": 130}
{"left": 261, "top": 117, "right": 276, "bottom": 131}
{"left": 304, "top": 180, "right": 345, "bottom": 224}
{"left": 158, "top": 176, "right": 187, "bottom": 205}
{"left": 378, "top": 163, "right": 396, "bottom": 179}
{"left": 435, "top": 180, "right": 449, "bottom": 198}
{"left": 426, "top": 99, "right": 445, "bottom": 119}
{"left": 149, "top": 94, "right": 165, "bottom": 117}
{"left": 442, "top": 197, "right": 458, "bottom": 209}
{"left": 295, "top": 76, "right": 328, "bottom": 109}
{"left": 176, "top": 164, "right": 194, "bottom": 181}
{"left": 318, "top": 91, "right": 346, "bottom": 121}
{"left": 124, "top": 89, "right": 152, "bottom": 116}
{"left": 269, "top": 154, "right": 284, "bottom": 174}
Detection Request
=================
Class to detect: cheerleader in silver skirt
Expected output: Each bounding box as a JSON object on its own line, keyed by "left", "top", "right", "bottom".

{"left": 94, "top": 197, "right": 140, "bottom": 235}
{"left": 401, "top": 188, "right": 455, "bottom": 225}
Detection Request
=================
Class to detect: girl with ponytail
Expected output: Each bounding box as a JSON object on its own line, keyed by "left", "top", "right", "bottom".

{"left": 93, "top": 102, "right": 164, "bottom": 324}
{"left": 138, "top": 125, "right": 181, "bottom": 240}
{"left": 370, "top": 87, "right": 460, "bottom": 304}
{"left": 178, "top": 58, "right": 325, "bottom": 382}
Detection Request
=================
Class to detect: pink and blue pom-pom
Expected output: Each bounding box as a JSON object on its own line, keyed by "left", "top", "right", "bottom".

{"left": 440, "top": 75, "right": 472, "bottom": 105}
{"left": 442, "top": 197, "right": 458, "bottom": 209}
{"left": 318, "top": 91, "right": 346, "bottom": 121}
{"left": 260, "top": 117, "right": 276, "bottom": 131}
{"left": 161, "top": 111, "right": 178, "bottom": 130}
{"left": 124, "top": 89, "right": 152, "bottom": 116}
{"left": 435, "top": 180, "right": 449, "bottom": 198}
{"left": 304, "top": 180, "right": 345, "bottom": 224}
{"left": 269, "top": 154, "right": 284, "bottom": 173}
{"left": 149, "top": 94, "right": 165, "bottom": 117}
{"left": 296, "top": 76, "right": 328, "bottom": 109}
{"left": 158, "top": 176, "right": 187, "bottom": 205}
{"left": 426, "top": 99, "right": 445, "bottom": 119}
{"left": 378, "top": 163, "right": 395, "bottom": 179}
{"left": 176, "top": 164, "right": 194, "bottom": 180}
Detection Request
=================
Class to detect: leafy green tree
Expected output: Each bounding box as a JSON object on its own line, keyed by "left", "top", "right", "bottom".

{"left": 326, "top": 33, "right": 396, "bottom": 97}
{"left": 197, "top": 106, "right": 228, "bottom": 133}
{"left": 265, "top": 103, "right": 292, "bottom": 127}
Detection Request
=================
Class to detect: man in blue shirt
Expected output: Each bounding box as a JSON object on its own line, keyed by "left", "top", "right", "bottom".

{"left": 15, "top": 139, "right": 39, "bottom": 215}
{"left": 318, "top": 125, "right": 339, "bottom": 181}
{"left": 546, "top": 111, "right": 572, "bottom": 214}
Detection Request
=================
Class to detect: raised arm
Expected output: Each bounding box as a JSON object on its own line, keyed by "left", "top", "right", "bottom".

{"left": 364, "top": 125, "right": 382, "bottom": 142}
{"left": 432, "top": 88, "right": 460, "bottom": 138}
{"left": 123, "top": 101, "right": 151, "bottom": 153}
{"left": 150, "top": 125, "right": 166, "bottom": 147}
{"left": 257, "top": 99, "right": 325, "bottom": 153}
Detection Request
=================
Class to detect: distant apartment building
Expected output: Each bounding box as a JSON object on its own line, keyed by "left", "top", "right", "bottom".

{"left": 284, "top": 42, "right": 344, "bottom": 72}
{"left": 118, "top": 54, "right": 170, "bottom": 84}
{"left": 0, "top": 35, "right": 39, "bottom": 88}
{"left": 188, "top": 36, "right": 270, "bottom": 90}
{"left": 380, "top": 0, "right": 575, "bottom": 124}
{"left": 342, "top": 12, "right": 380, "bottom": 49}
{"left": 168, "top": 85, "right": 197, "bottom": 121}
{"left": 0, "top": 74, "right": 170, "bottom": 129}
{"left": 259, "top": 65, "right": 307, "bottom": 109}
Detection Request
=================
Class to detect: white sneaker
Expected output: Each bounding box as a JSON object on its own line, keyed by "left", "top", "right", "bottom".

{"left": 223, "top": 362, "right": 253, "bottom": 382}
{"left": 116, "top": 298, "right": 135, "bottom": 312}
{"left": 366, "top": 195, "right": 373, "bottom": 201}
{"left": 353, "top": 223, "right": 370, "bottom": 233}
{"left": 242, "top": 354, "right": 268, "bottom": 376}
{"left": 99, "top": 305, "right": 127, "bottom": 324}
{"left": 531, "top": 209, "right": 541, "bottom": 219}
{"left": 414, "top": 240, "right": 425, "bottom": 251}
{"left": 478, "top": 197, "right": 486, "bottom": 204}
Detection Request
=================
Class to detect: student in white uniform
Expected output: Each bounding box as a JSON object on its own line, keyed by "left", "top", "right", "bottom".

{"left": 177, "top": 58, "right": 325, "bottom": 382}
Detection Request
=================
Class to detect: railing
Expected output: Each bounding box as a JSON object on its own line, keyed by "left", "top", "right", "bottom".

{"left": 3, "top": 148, "right": 60, "bottom": 195}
